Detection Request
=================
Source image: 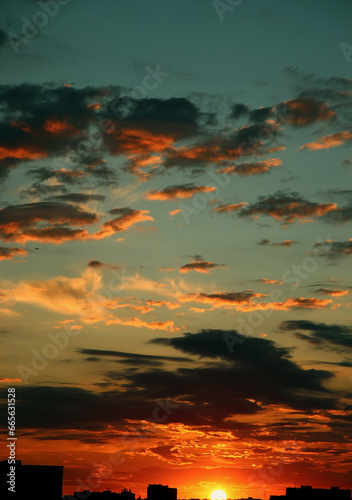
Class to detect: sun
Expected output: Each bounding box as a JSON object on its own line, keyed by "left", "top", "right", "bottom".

{"left": 211, "top": 490, "right": 227, "bottom": 500}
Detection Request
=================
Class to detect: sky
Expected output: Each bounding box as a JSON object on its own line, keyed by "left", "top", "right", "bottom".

{"left": 0, "top": 0, "right": 352, "bottom": 498}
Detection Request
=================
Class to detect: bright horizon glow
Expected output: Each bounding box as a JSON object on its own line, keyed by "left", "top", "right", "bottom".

{"left": 211, "top": 490, "right": 227, "bottom": 500}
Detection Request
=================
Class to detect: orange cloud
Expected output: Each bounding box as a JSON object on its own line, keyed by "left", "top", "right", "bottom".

{"left": 54, "top": 168, "right": 85, "bottom": 179}
{"left": 0, "top": 246, "right": 27, "bottom": 260}
{"left": 257, "top": 279, "right": 283, "bottom": 285}
{"left": 145, "top": 184, "right": 216, "bottom": 201}
{"left": 213, "top": 202, "right": 247, "bottom": 213}
{"left": 219, "top": 158, "right": 282, "bottom": 175}
{"left": 146, "top": 299, "right": 181, "bottom": 310}
{"left": 88, "top": 260, "right": 121, "bottom": 270}
{"left": 87, "top": 103, "right": 102, "bottom": 110}
{"left": 0, "top": 146, "right": 47, "bottom": 160}
{"left": 1, "top": 269, "right": 181, "bottom": 329}
{"left": 239, "top": 193, "right": 337, "bottom": 224}
{"left": 106, "top": 316, "right": 178, "bottom": 332}
{"left": 267, "top": 146, "right": 286, "bottom": 153}
{"left": 126, "top": 154, "right": 162, "bottom": 180}
{"left": 93, "top": 208, "right": 154, "bottom": 240}
{"left": 0, "top": 202, "right": 98, "bottom": 244}
{"left": 180, "top": 291, "right": 333, "bottom": 312}
{"left": 284, "top": 98, "right": 335, "bottom": 126}
{"left": 11, "top": 227, "right": 92, "bottom": 245}
{"left": 180, "top": 291, "right": 264, "bottom": 309}
{"left": 314, "top": 238, "right": 352, "bottom": 257}
{"left": 43, "top": 119, "right": 77, "bottom": 134}
{"left": 179, "top": 257, "right": 227, "bottom": 274}
{"left": 168, "top": 145, "right": 231, "bottom": 163}
{"left": 11, "top": 121, "right": 31, "bottom": 132}
{"left": 0, "top": 378, "right": 22, "bottom": 383}
{"left": 258, "top": 238, "right": 300, "bottom": 247}
{"left": 189, "top": 307, "right": 207, "bottom": 313}
{"left": 107, "top": 302, "right": 155, "bottom": 314}
{"left": 239, "top": 297, "right": 334, "bottom": 312}
{"left": 1, "top": 268, "right": 103, "bottom": 321}
{"left": 315, "top": 288, "right": 349, "bottom": 297}
{"left": 300, "top": 131, "right": 352, "bottom": 151}
{"left": 169, "top": 209, "right": 181, "bottom": 216}
{"left": 117, "top": 273, "right": 168, "bottom": 293}
{"left": 109, "top": 127, "right": 175, "bottom": 154}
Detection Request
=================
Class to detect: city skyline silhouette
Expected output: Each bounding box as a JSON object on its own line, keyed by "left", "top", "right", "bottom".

{"left": 1, "top": 461, "right": 352, "bottom": 500}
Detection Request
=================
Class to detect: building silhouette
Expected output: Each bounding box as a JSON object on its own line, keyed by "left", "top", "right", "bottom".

{"left": 67, "top": 488, "right": 136, "bottom": 500}
{"left": 270, "top": 486, "right": 351, "bottom": 500}
{"left": 0, "top": 459, "right": 63, "bottom": 500}
{"left": 236, "top": 497, "right": 261, "bottom": 500}
{"left": 147, "top": 484, "right": 177, "bottom": 500}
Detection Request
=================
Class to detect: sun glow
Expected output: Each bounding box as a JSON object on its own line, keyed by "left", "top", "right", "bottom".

{"left": 211, "top": 490, "right": 227, "bottom": 500}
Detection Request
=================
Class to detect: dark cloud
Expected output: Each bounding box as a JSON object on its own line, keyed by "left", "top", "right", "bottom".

{"left": 181, "top": 292, "right": 332, "bottom": 312}
{"left": 27, "top": 166, "right": 86, "bottom": 184}
{"left": 277, "top": 98, "right": 336, "bottom": 127}
{"left": 102, "top": 96, "right": 215, "bottom": 173}
{"left": 87, "top": 260, "right": 120, "bottom": 270}
{"left": 0, "top": 81, "right": 347, "bottom": 188}
{"left": 0, "top": 83, "right": 104, "bottom": 128}
{"left": 229, "top": 103, "right": 250, "bottom": 119}
{"left": 52, "top": 193, "right": 106, "bottom": 204}
{"left": 322, "top": 205, "right": 352, "bottom": 224}
{"left": 146, "top": 329, "right": 336, "bottom": 412}
{"left": 85, "top": 164, "right": 117, "bottom": 185}
{"left": 0, "top": 83, "right": 114, "bottom": 180}
{"left": 94, "top": 207, "right": 153, "bottom": 239}
{"left": 0, "top": 246, "right": 27, "bottom": 261}
{"left": 314, "top": 239, "right": 352, "bottom": 258}
{"left": 0, "top": 202, "right": 153, "bottom": 244}
{"left": 249, "top": 106, "right": 274, "bottom": 123}
{"left": 107, "top": 96, "right": 206, "bottom": 138}
{"left": 21, "top": 182, "right": 67, "bottom": 200}
{"left": 320, "top": 188, "right": 352, "bottom": 199}
{"left": 0, "top": 385, "right": 163, "bottom": 432}
{"left": 219, "top": 158, "right": 282, "bottom": 176}
{"left": 180, "top": 291, "right": 263, "bottom": 308}
{"left": 145, "top": 184, "right": 216, "bottom": 201}
{"left": 24, "top": 164, "right": 117, "bottom": 195}
{"left": 179, "top": 255, "right": 227, "bottom": 274}
{"left": 238, "top": 191, "right": 337, "bottom": 225}
{"left": 0, "top": 85, "right": 219, "bottom": 185}
{"left": 162, "top": 122, "right": 281, "bottom": 171}
{"left": 258, "top": 238, "right": 300, "bottom": 247}
{"left": 0, "top": 330, "right": 341, "bottom": 438}
{"left": 284, "top": 68, "right": 352, "bottom": 130}
{"left": 280, "top": 320, "right": 352, "bottom": 351}
{"left": 0, "top": 202, "right": 98, "bottom": 243}
{"left": 230, "top": 97, "right": 335, "bottom": 127}
{"left": 212, "top": 202, "right": 247, "bottom": 213}
{"left": 77, "top": 348, "right": 192, "bottom": 364}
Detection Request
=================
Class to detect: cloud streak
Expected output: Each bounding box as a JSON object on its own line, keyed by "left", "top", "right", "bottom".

{"left": 179, "top": 255, "right": 227, "bottom": 274}
{"left": 145, "top": 184, "right": 216, "bottom": 201}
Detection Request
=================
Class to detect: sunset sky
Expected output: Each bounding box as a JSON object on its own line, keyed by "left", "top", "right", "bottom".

{"left": 1, "top": 0, "right": 352, "bottom": 498}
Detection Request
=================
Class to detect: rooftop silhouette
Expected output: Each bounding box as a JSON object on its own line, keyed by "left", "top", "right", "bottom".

{"left": 0, "top": 459, "right": 63, "bottom": 500}
{"left": 270, "top": 486, "right": 352, "bottom": 500}
{"left": 64, "top": 487, "right": 136, "bottom": 500}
